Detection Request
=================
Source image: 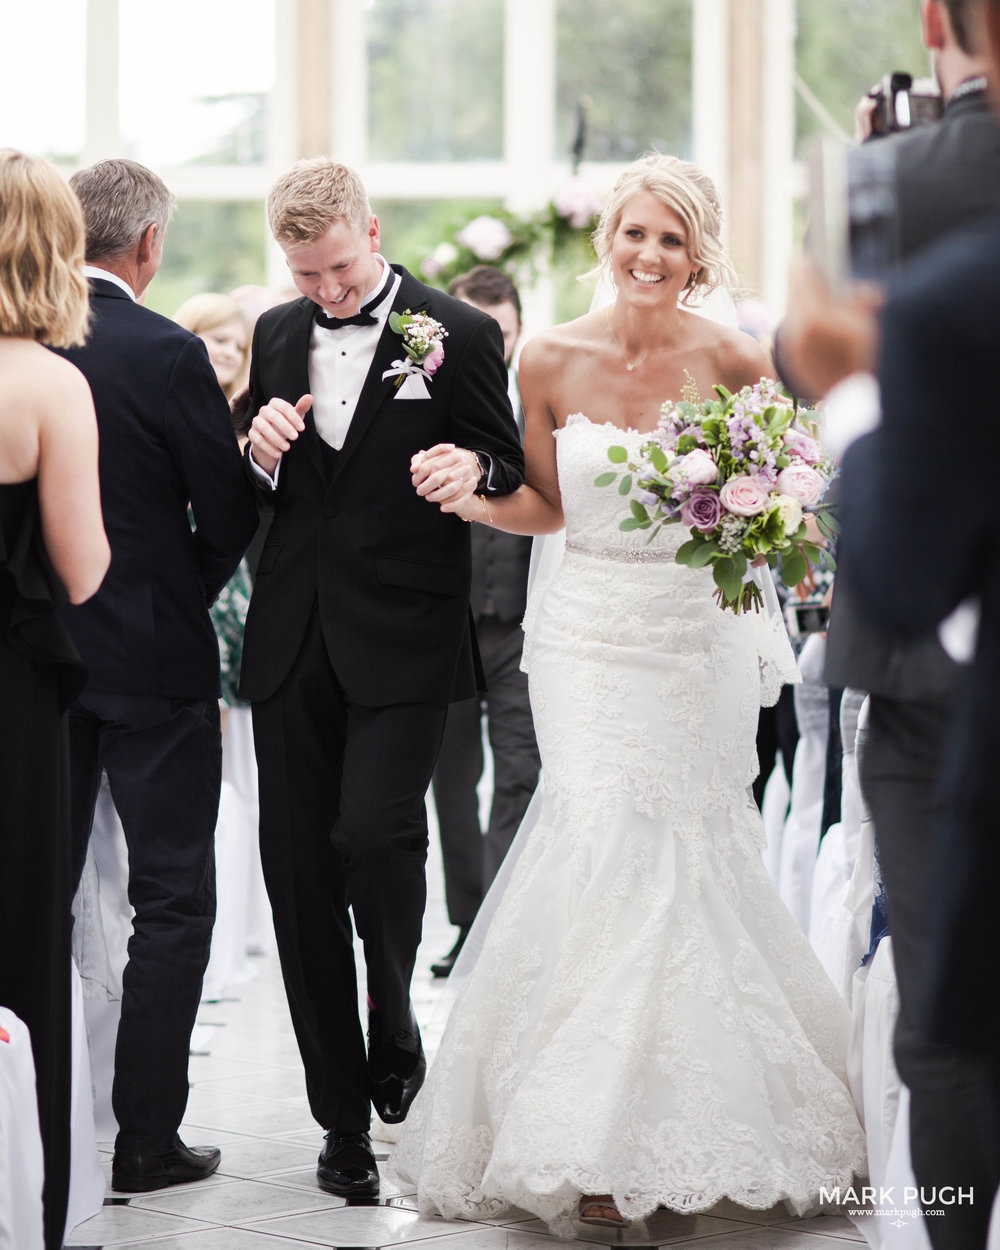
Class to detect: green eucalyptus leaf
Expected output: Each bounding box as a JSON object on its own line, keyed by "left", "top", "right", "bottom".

{"left": 593, "top": 472, "right": 617, "bottom": 488}
{"left": 629, "top": 499, "right": 650, "bottom": 522}
{"left": 618, "top": 474, "right": 633, "bottom": 495}
{"left": 714, "top": 557, "right": 743, "bottom": 603}
{"left": 607, "top": 445, "right": 629, "bottom": 464}
{"left": 675, "top": 538, "right": 702, "bottom": 565}
{"left": 781, "top": 550, "right": 808, "bottom": 588}
{"left": 688, "top": 541, "right": 718, "bottom": 569}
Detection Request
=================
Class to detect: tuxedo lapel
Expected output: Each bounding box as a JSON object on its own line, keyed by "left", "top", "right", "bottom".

{"left": 330, "top": 268, "right": 431, "bottom": 482}
{"left": 278, "top": 299, "right": 327, "bottom": 483}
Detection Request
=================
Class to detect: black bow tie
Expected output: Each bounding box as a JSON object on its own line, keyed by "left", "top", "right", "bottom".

{"left": 314, "top": 301, "right": 379, "bottom": 330}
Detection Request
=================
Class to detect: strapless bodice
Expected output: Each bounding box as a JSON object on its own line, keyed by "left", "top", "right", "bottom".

{"left": 555, "top": 412, "right": 683, "bottom": 561}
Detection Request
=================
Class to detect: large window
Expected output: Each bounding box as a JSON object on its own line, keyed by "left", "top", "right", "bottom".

{"left": 118, "top": 0, "right": 275, "bottom": 166}
{"left": 2, "top": 0, "right": 87, "bottom": 160}
{"left": 556, "top": 0, "right": 692, "bottom": 163}
{"left": 366, "top": 0, "right": 505, "bottom": 162}
{"left": 146, "top": 201, "right": 268, "bottom": 317}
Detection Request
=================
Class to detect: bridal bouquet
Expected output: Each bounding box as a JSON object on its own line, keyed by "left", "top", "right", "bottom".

{"left": 596, "top": 378, "right": 837, "bottom": 614}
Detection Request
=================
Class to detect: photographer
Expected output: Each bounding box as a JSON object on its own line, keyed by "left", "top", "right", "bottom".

{"left": 779, "top": 4, "right": 1000, "bottom": 1248}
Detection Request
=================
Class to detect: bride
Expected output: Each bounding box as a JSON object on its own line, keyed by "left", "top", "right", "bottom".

{"left": 401, "top": 153, "right": 866, "bottom": 1231}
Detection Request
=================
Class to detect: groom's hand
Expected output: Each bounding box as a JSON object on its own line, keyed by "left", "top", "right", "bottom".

{"left": 248, "top": 394, "right": 312, "bottom": 477}
{"left": 411, "top": 443, "right": 481, "bottom": 509}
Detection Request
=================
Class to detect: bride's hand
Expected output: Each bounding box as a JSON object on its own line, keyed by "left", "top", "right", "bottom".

{"left": 411, "top": 443, "right": 481, "bottom": 509}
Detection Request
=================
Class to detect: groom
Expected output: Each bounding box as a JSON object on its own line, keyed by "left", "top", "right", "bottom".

{"left": 241, "top": 158, "right": 524, "bottom": 1198}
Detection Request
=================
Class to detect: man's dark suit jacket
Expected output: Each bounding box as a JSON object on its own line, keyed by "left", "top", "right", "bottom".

{"left": 239, "top": 267, "right": 525, "bottom": 708}
{"left": 54, "top": 278, "right": 258, "bottom": 697}
{"left": 824, "top": 86, "right": 1000, "bottom": 700}
{"left": 841, "top": 216, "right": 1000, "bottom": 1048}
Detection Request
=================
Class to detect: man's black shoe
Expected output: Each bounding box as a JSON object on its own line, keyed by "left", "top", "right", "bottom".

{"left": 430, "top": 926, "right": 470, "bottom": 978}
{"left": 368, "top": 1004, "right": 426, "bottom": 1124}
{"left": 111, "top": 1139, "right": 221, "bottom": 1192}
{"left": 317, "top": 1130, "right": 379, "bottom": 1197}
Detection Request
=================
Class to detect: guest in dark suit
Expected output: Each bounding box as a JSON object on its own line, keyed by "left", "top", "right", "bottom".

{"left": 53, "top": 159, "right": 258, "bottom": 1194}
{"left": 429, "top": 267, "right": 540, "bottom": 977}
{"left": 241, "top": 159, "right": 524, "bottom": 1198}
{"left": 780, "top": 5, "right": 1000, "bottom": 1243}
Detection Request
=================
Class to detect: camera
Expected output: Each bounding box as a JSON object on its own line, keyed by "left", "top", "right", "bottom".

{"left": 784, "top": 601, "right": 830, "bottom": 638}
{"left": 867, "top": 72, "right": 943, "bottom": 137}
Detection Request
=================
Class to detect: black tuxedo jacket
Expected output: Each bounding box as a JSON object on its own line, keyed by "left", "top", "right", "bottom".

{"left": 239, "top": 267, "right": 525, "bottom": 707}
{"left": 824, "top": 87, "right": 1000, "bottom": 700}
{"left": 53, "top": 279, "right": 258, "bottom": 699}
{"left": 840, "top": 217, "right": 1000, "bottom": 1045}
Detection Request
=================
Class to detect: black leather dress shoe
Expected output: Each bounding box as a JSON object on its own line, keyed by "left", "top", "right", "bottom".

{"left": 368, "top": 1004, "right": 426, "bottom": 1124}
{"left": 430, "top": 926, "right": 470, "bottom": 978}
{"left": 111, "top": 1139, "right": 221, "bottom": 1192}
{"left": 317, "top": 1130, "right": 379, "bottom": 1197}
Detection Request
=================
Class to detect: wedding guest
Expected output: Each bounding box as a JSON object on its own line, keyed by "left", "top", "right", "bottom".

{"left": 241, "top": 158, "right": 524, "bottom": 1198}
{"left": 174, "top": 293, "right": 250, "bottom": 400}
{"left": 51, "top": 158, "right": 257, "bottom": 1193}
{"left": 0, "top": 148, "right": 109, "bottom": 1250}
{"left": 429, "top": 266, "right": 540, "bottom": 977}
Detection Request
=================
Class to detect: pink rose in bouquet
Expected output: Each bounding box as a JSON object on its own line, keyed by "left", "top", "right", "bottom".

{"left": 776, "top": 463, "right": 825, "bottom": 505}
{"left": 783, "top": 428, "right": 822, "bottom": 463}
{"left": 675, "top": 447, "right": 718, "bottom": 486}
{"left": 719, "top": 474, "right": 771, "bottom": 517}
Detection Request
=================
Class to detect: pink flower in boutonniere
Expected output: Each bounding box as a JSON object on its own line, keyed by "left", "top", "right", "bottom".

{"left": 383, "top": 310, "right": 448, "bottom": 390}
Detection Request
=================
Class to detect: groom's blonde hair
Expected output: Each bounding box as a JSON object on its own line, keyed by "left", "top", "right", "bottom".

{"left": 592, "top": 153, "right": 735, "bottom": 302}
{"left": 267, "top": 158, "right": 372, "bottom": 245}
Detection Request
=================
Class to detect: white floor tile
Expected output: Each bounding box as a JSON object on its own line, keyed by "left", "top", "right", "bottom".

{"left": 240, "top": 1203, "right": 490, "bottom": 1246}
{"left": 128, "top": 1176, "right": 341, "bottom": 1223}
{"left": 65, "top": 1204, "right": 213, "bottom": 1246}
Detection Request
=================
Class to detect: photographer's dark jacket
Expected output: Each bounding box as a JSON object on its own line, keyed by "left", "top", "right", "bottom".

{"left": 825, "top": 84, "right": 1000, "bottom": 701}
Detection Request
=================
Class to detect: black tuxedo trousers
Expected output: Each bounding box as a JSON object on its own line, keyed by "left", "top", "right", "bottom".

{"left": 252, "top": 611, "right": 447, "bottom": 1132}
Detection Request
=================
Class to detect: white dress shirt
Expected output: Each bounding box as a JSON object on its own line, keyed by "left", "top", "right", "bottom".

{"left": 84, "top": 265, "right": 136, "bottom": 300}
{"left": 251, "top": 258, "right": 399, "bottom": 488}
{"left": 309, "top": 257, "right": 399, "bottom": 450}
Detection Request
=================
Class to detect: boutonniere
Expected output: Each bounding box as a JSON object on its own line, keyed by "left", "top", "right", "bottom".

{"left": 382, "top": 310, "right": 448, "bottom": 398}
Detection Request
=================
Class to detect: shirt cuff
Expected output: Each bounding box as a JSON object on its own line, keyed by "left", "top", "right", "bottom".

{"left": 473, "top": 450, "right": 496, "bottom": 493}
{"left": 249, "top": 449, "right": 281, "bottom": 490}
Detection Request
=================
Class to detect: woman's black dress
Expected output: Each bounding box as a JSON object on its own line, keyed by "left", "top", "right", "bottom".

{"left": 0, "top": 480, "right": 87, "bottom": 1250}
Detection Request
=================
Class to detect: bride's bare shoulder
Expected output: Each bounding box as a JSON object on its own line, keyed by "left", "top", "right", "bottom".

{"left": 518, "top": 311, "right": 605, "bottom": 375}
{"left": 686, "top": 315, "right": 774, "bottom": 391}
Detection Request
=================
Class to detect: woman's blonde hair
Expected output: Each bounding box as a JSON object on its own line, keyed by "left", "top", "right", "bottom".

{"left": 592, "top": 153, "right": 736, "bottom": 302}
{"left": 0, "top": 149, "right": 90, "bottom": 347}
{"left": 173, "top": 293, "right": 250, "bottom": 400}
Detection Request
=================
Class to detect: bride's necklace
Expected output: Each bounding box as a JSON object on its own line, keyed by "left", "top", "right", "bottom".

{"left": 606, "top": 309, "right": 680, "bottom": 372}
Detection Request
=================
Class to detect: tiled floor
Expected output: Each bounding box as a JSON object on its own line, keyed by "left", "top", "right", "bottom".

{"left": 66, "top": 830, "right": 866, "bottom": 1250}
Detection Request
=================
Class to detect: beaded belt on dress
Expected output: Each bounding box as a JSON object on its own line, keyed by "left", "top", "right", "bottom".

{"left": 564, "top": 539, "right": 674, "bottom": 563}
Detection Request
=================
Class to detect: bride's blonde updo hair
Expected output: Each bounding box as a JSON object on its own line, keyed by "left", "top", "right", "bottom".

{"left": 592, "top": 153, "right": 735, "bottom": 303}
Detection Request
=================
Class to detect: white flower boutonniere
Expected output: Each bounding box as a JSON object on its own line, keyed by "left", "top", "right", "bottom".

{"left": 382, "top": 310, "right": 448, "bottom": 399}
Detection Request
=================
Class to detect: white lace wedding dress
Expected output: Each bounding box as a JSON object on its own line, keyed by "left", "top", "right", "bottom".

{"left": 392, "top": 413, "right": 867, "bottom": 1231}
